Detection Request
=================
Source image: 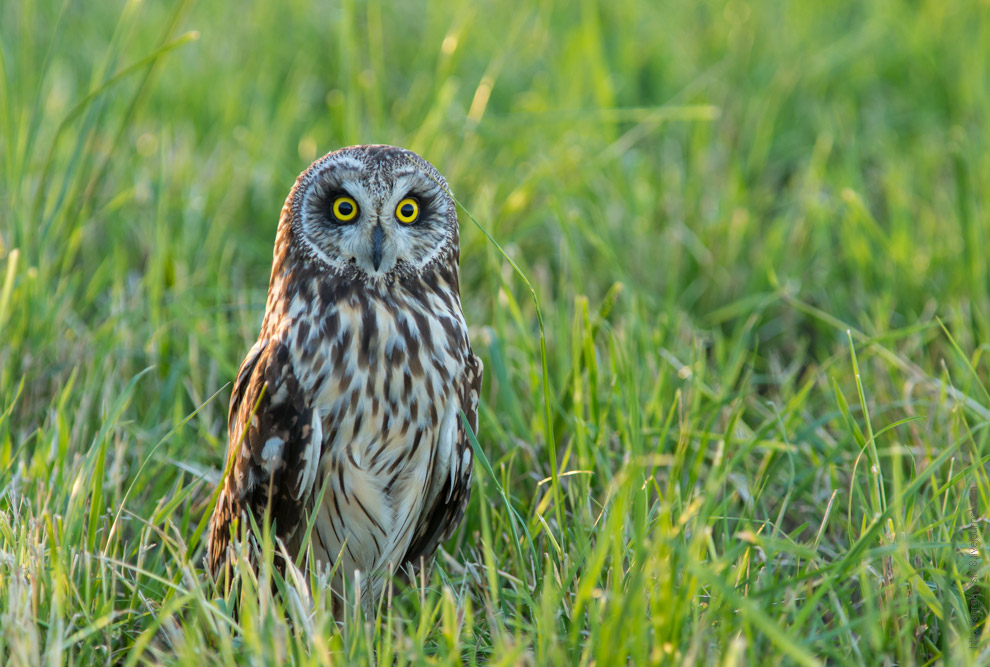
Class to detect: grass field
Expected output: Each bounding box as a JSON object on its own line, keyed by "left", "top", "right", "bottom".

{"left": 2, "top": 0, "right": 989, "bottom": 664}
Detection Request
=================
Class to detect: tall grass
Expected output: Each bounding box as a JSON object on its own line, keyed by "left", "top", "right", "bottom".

{"left": 1, "top": 0, "right": 989, "bottom": 663}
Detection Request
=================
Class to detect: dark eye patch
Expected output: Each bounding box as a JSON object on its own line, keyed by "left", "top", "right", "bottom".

{"left": 310, "top": 188, "right": 359, "bottom": 225}
{"left": 402, "top": 189, "right": 444, "bottom": 221}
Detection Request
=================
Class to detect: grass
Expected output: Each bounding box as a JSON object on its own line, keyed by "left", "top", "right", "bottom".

{"left": 1, "top": 0, "right": 989, "bottom": 663}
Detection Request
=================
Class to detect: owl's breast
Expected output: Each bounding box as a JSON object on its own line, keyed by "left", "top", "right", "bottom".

{"left": 296, "top": 289, "right": 468, "bottom": 432}
{"left": 282, "top": 285, "right": 469, "bottom": 573}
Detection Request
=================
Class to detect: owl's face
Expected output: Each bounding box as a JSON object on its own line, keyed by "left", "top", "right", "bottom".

{"left": 289, "top": 145, "right": 458, "bottom": 280}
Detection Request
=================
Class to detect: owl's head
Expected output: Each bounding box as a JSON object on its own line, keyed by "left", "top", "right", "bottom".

{"left": 285, "top": 145, "right": 459, "bottom": 281}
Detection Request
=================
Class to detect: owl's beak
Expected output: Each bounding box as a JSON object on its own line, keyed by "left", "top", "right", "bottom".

{"left": 371, "top": 224, "right": 385, "bottom": 271}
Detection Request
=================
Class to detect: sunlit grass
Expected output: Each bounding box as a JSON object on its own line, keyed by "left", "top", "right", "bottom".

{"left": 2, "top": 0, "right": 989, "bottom": 664}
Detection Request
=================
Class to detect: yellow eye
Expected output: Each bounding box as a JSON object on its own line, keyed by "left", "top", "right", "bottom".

{"left": 395, "top": 197, "right": 419, "bottom": 224}
{"left": 332, "top": 196, "right": 358, "bottom": 222}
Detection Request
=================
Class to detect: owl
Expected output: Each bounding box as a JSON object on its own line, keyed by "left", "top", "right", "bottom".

{"left": 207, "top": 145, "right": 482, "bottom": 615}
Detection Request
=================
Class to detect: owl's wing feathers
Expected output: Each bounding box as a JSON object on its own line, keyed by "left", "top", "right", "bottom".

{"left": 207, "top": 337, "right": 323, "bottom": 577}
{"left": 402, "top": 353, "right": 483, "bottom": 571}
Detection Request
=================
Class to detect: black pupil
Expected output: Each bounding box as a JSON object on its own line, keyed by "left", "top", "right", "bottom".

{"left": 337, "top": 200, "right": 353, "bottom": 216}
{"left": 401, "top": 203, "right": 415, "bottom": 218}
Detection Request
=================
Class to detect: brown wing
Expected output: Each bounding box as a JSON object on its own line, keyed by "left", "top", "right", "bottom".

{"left": 401, "top": 353, "right": 483, "bottom": 572}
{"left": 207, "top": 338, "right": 322, "bottom": 581}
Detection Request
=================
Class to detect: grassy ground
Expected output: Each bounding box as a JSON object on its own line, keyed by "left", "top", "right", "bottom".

{"left": 2, "top": 0, "right": 989, "bottom": 664}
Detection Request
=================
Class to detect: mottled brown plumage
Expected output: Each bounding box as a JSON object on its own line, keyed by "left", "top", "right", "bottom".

{"left": 207, "top": 145, "right": 482, "bottom": 614}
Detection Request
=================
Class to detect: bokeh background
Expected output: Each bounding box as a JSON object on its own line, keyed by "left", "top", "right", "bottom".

{"left": 1, "top": 0, "right": 989, "bottom": 664}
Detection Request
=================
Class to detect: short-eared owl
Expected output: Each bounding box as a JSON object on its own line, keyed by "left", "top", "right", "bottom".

{"left": 207, "top": 145, "right": 482, "bottom": 612}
